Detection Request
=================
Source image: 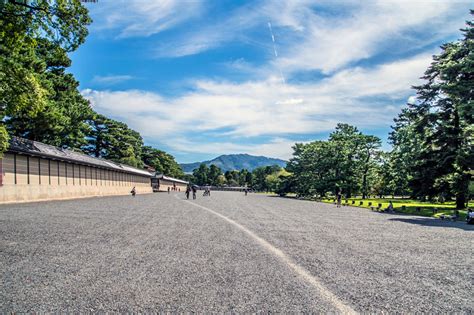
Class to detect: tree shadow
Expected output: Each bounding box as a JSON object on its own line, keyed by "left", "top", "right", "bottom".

{"left": 389, "top": 217, "right": 474, "bottom": 231}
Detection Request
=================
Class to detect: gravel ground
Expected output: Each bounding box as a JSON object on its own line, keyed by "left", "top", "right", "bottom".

{"left": 1, "top": 191, "right": 473, "bottom": 312}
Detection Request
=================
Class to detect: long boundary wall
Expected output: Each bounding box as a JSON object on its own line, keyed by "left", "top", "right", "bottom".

{"left": 0, "top": 153, "right": 153, "bottom": 204}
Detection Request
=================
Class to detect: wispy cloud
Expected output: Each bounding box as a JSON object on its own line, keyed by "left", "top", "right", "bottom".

{"left": 82, "top": 51, "right": 432, "bottom": 158}
{"left": 148, "top": 0, "right": 468, "bottom": 74}
{"left": 81, "top": 0, "right": 471, "bottom": 160}
{"left": 88, "top": 0, "right": 204, "bottom": 38}
{"left": 277, "top": 1, "right": 467, "bottom": 74}
{"left": 92, "top": 74, "right": 134, "bottom": 85}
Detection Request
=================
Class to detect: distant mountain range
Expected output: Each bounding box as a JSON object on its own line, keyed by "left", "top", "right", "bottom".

{"left": 180, "top": 154, "right": 287, "bottom": 173}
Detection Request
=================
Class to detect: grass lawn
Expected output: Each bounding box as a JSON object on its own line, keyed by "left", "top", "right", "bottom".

{"left": 321, "top": 197, "right": 469, "bottom": 220}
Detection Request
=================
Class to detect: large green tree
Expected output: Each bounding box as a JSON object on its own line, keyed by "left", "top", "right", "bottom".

{"left": 83, "top": 114, "right": 143, "bottom": 168}
{"left": 287, "top": 124, "right": 382, "bottom": 198}
{"left": 0, "top": 0, "right": 91, "bottom": 154}
{"left": 5, "top": 40, "right": 94, "bottom": 148}
{"left": 391, "top": 11, "right": 474, "bottom": 208}
{"left": 193, "top": 164, "right": 210, "bottom": 186}
{"left": 141, "top": 146, "right": 184, "bottom": 178}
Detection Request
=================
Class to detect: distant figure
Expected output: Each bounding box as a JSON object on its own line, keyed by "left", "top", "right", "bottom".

{"left": 385, "top": 201, "right": 394, "bottom": 213}
{"left": 336, "top": 193, "right": 342, "bottom": 208}
{"left": 167, "top": 186, "right": 170, "bottom": 194}
{"left": 467, "top": 209, "right": 474, "bottom": 224}
{"left": 192, "top": 186, "right": 197, "bottom": 200}
{"left": 131, "top": 186, "right": 136, "bottom": 197}
{"left": 185, "top": 186, "right": 191, "bottom": 200}
{"left": 178, "top": 188, "right": 180, "bottom": 192}
{"left": 244, "top": 188, "right": 248, "bottom": 196}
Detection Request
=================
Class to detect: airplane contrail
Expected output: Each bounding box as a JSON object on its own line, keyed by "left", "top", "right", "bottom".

{"left": 267, "top": 21, "right": 285, "bottom": 84}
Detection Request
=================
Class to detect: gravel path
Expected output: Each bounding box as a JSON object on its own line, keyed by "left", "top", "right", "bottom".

{"left": 1, "top": 191, "right": 472, "bottom": 312}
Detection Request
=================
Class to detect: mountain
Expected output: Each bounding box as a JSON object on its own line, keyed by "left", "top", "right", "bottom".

{"left": 180, "top": 154, "right": 287, "bottom": 173}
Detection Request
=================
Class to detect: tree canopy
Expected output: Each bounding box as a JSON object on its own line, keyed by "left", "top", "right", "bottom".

{"left": 0, "top": 0, "right": 91, "bottom": 155}
{"left": 390, "top": 11, "right": 473, "bottom": 208}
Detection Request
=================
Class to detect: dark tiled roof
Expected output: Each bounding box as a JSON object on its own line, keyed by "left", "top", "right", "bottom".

{"left": 8, "top": 137, "right": 152, "bottom": 177}
{"left": 155, "top": 174, "right": 189, "bottom": 185}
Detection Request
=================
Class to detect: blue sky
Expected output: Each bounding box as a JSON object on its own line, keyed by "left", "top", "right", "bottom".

{"left": 71, "top": 0, "right": 472, "bottom": 163}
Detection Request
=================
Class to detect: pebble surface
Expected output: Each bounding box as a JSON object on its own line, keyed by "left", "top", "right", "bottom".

{"left": 1, "top": 191, "right": 472, "bottom": 312}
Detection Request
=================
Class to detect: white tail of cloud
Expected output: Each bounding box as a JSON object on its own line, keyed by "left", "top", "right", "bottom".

{"left": 268, "top": 21, "right": 285, "bottom": 84}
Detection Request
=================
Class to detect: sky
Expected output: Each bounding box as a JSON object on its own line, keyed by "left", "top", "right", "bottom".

{"left": 70, "top": 0, "right": 472, "bottom": 163}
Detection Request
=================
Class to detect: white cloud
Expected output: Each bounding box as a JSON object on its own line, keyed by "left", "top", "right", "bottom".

{"left": 89, "top": 0, "right": 204, "bottom": 38}
{"left": 81, "top": 1, "right": 471, "bottom": 159}
{"left": 88, "top": 0, "right": 469, "bottom": 72}
{"left": 153, "top": 2, "right": 267, "bottom": 57}
{"left": 277, "top": 1, "right": 465, "bottom": 73}
{"left": 82, "top": 52, "right": 430, "bottom": 157}
{"left": 92, "top": 75, "right": 134, "bottom": 85}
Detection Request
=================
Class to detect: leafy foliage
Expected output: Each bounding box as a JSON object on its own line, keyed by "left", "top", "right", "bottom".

{"left": 0, "top": 0, "right": 91, "bottom": 153}
{"left": 141, "top": 146, "right": 184, "bottom": 178}
{"left": 390, "top": 11, "right": 474, "bottom": 208}
{"left": 1, "top": 1, "right": 182, "bottom": 171}
{"left": 83, "top": 114, "right": 143, "bottom": 168}
{"left": 287, "top": 124, "right": 381, "bottom": 198}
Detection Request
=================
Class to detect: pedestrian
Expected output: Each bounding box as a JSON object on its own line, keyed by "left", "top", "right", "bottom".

{"left": 244, "top": 188, "right": 248, "bottom": 196}
{"left": 336, "top": 192, "right": 342, "bottom": 208}
{"left": 131, "top": 186, "right": 136, "bottom": 197}
{"left": 467, "top": 209, "right": 474, "bottom": 224}
{"left": 185, "top": 185, "right": 190, "bottom": 200}
{"left": 385, "top": 201, "right": 394, "bottom": 213}
{"left": 167, "top": 186, "right": 170, "bottom": 194}
{"left": 192, "top": 185, "right": 197, "bottom": 200}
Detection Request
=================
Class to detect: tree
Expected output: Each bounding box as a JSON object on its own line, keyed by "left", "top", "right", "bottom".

{"left": 391, "top": 11, "right": 474, "bottom": 208}
{"left": 208, "top": 164, "right": 223, "bottom": 186}
{"left": 216, "top": 174, "right": 227, "bottom": 186}
{"left": 141, "top": 146, "right": 184, "bottom": 178}
{"left": 359, "top": 135, "right": 382, "bottom": 199}
{"left": 252, "top": 165, "right": 282, "bottom": 191}
{"left": 265, "top": 168, "right": 291, "bottom": 194}
{"left": 287, "top": 141, "right": 337, "bottom": 197}
{"left": 0, "top": 0, "right": 91, "bottom": 155}
{"left": 6, "top": 39, "right": 94, "bottom": 148}
{"left": 287, "top": 124, "right": 382, "bottom": 198}
{"left": 193, "top": 164, "right": 209, "bottom": 186}
{"left": 83, "top": 114, "right": 143, "bottom": 168}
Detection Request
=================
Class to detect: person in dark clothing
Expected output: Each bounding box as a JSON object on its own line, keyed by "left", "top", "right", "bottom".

{"left": 131, "top": 187, "right": 136, "bottom": 197}
{"left": 192, "top": 186, "right": 197, "bottom": 200}
{"left": 185, "top": 186, "right": 191, "bottom": 200}
{"left": 167, "top": 186, "right": 170, "bottom": 194}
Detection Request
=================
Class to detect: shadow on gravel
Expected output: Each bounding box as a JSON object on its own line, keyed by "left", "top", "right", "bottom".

{"left": 389, "top": 217, "right": 474, "bottom": 231}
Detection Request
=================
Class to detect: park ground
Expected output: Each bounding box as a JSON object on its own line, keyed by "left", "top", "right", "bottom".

{"left": 320, "top": 197, "right": 470, "bottom": 220}
{"left": 1, "top": 191, "right": 473, "bottom": 312}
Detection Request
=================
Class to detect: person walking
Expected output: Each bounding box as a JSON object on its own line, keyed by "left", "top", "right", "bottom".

{"left": 336, "top": 192, "right": 342, "bottom": 208}
{"left": 167, "top": 186, "right": 170, "bottom": 194}
{"left": 185, "top": 185, "right": 191, "bottom": 200}
{"left": 192, "top": 186, "right": 197, "bottom": 200}
{"left": 131, "top": 186, "right": 136, "bottom": 197}
{"left": 244, "top": 188, "right": 248, "bottom": 196}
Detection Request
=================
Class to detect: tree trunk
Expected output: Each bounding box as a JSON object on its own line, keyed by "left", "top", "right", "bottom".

{"left": 456, "top": 192, "right": 466, "bottom": 209}
{"left": 361, "top": 148, "right": 371, "bottom": 199}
